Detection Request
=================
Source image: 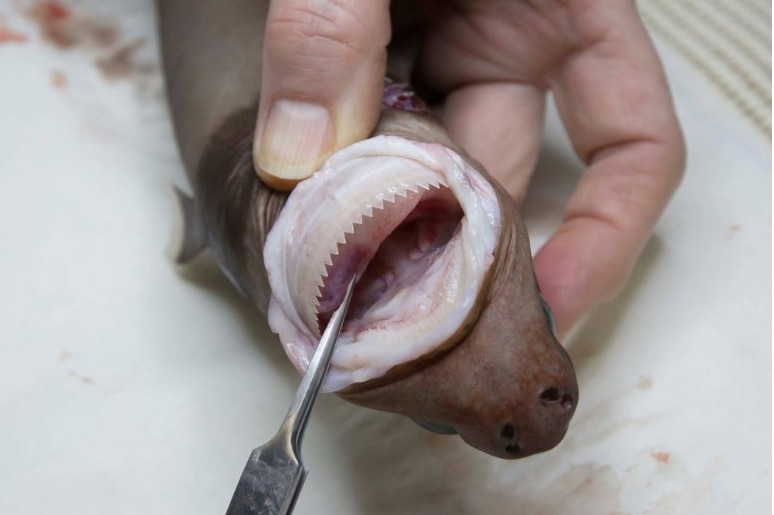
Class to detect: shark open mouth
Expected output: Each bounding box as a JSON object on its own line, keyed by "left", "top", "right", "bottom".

{"left": 264, "top": 136, "right": 501, "bottom": 392}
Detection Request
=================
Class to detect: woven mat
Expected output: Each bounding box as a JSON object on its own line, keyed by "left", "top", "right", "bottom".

{"left": 638, "top": 0, "right": 772, "bottom": 138}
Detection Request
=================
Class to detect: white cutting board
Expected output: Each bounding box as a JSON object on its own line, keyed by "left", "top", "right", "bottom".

{"left": 0, "top": 1, "right": 770, "bottom": 514}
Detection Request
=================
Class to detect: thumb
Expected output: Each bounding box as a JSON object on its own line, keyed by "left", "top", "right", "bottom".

{"left": 255, "top": 0, "right": 390, "bottom": 190}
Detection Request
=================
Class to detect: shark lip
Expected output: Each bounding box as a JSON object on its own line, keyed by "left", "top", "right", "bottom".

{"left": 264, "top": 135, "right": 501, "bottom": 392}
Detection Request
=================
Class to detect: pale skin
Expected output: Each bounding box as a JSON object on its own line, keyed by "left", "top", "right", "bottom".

{"left": 253, "top": 0, "right": 686, "bottom": 338}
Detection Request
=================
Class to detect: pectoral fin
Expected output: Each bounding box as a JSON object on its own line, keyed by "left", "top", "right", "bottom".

{"left": 171, "top": 186, "right": 208, "bottom": 264}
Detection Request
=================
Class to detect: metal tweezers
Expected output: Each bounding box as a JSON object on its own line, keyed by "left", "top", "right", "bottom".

{"left": 225, "top": 276, "right": 357, "bottom": 515}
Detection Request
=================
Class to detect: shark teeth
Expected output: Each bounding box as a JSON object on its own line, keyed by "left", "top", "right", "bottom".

{"left": 310, "top": 178, "right": 448, "bottom": 317}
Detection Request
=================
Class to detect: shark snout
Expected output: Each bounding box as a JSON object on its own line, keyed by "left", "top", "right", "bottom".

{"left": 499, "top": 383, "right": 577, "bottom": 458}
{"left": 453, "top": 373, "right": 578, "bottom": 460}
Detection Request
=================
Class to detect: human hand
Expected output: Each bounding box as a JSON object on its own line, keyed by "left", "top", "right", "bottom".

{"left": 254, "top": 0, "right": 685, "bottom": 338}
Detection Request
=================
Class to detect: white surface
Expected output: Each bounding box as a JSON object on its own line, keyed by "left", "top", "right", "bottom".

{"left": 0, "top": 2, "right": 770, "bottom": 514}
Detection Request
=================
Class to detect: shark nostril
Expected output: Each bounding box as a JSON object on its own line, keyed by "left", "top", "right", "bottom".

{"left": 501, "top": 423, "right": 521, "bottom": 455}
{"left": 540, "top": 388, "right": 574, "bottom": 412}
{"left": 540, "top": 387, "right": 561, "bottom": 404}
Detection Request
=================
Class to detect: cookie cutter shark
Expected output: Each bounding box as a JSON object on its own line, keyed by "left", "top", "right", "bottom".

{"left": 226, "top": 276, "right": 357, "bottom": 515}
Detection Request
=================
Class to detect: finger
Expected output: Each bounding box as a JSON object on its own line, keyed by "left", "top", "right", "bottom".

{"left": 536, "top": 2, "right": 686, "bottom": 337}
{"left": 256, "top": 0, "right": 390, "bottom": 190}
{"left": 532, "top": 144, "right": 674, "bottom": 338}
{"left": 442, "top": 82, "right": 545, "bottom": 204}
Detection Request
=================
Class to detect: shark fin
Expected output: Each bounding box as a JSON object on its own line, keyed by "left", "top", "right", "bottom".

{"left": 170, "top": 186, "right": 208, "bottom": 264}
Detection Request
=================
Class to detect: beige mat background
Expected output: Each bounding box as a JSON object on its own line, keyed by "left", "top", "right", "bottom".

{"left": 638, "top": 0, "right": 771, "bottom": 137}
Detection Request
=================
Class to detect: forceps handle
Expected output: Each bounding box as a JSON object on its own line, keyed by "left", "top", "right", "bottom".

{"left": 280, "top": 275, "right": 357, "bottom": 454}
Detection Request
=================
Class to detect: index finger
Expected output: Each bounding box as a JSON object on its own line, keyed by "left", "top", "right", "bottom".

{"left": 535, "top": 1, "right": 685, "bottom": 337}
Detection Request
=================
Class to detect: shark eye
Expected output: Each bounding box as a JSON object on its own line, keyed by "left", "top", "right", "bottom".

{"left": 412, "top": 418, "right": 458, "bottom": 435}
{"left": 539, "top": 295, "right": 557, "bottom": 336}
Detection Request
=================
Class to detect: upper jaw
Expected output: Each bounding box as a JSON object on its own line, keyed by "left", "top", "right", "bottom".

{"left": 264, "top": 135, "right": 501, "bottom": 392}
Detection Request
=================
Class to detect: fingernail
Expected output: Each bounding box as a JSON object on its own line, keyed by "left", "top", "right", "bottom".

{"left": 257, "top": 100, "right": 335, "bottom": 185}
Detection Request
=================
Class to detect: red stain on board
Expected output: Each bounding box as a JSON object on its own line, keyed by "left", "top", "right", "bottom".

{"left": 23, "top": 1, "right": 118, "bottom": 49}
{"left": 50, "top": 69, "right": 67, "bottom": 88}
{"left": 68, "top": 370, "right": 94, "bottom": 385}
{"left": 40, "top": 1, "right": 69, "bottom": 21}
{"left": 727, "top": 223, "right": 742, "bottom": 241}
{"left": 15, "top": 1, "right": 159, "bottom": 94}
{"left": 95, "top": 38, "right": 155, "bottom": 81}
{"left": 27, "top": 1, "right": 77, "bottom": 47}
{"left": 651, "top": 451, "right": 671, "bottom": 464}
{"left": 0, "top": 25, "right": 28, "bottom": 43}
{"left": 637, "top": 375, "right": 653, "bottom": 391}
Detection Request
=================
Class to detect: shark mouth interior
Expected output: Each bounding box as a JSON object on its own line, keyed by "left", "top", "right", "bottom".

{"left": 315, "top": 180, "right": 463, "bottom": 333}
{"left": 264, "top": 136, "right": 501, "bottom": 392}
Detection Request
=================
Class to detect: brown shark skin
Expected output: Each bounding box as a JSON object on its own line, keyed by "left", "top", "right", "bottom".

{"left": 158, "top": 0, "right": 577, "bottom": 459}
